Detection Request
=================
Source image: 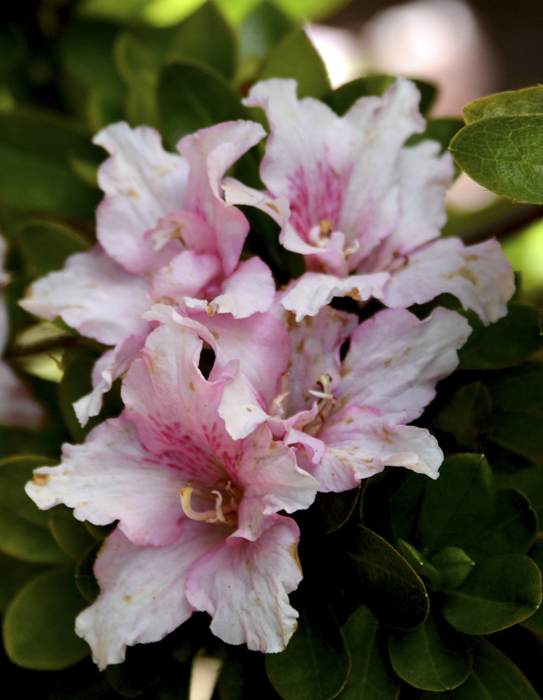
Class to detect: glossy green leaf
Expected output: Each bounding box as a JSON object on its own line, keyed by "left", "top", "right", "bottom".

{"left": 463, "top": 488, "right": 537, "bottom": 561}
{"left": 343, "top": 525, "right": 429, "bottom": 631}
{"left": 297, "top": 487, "right": 359, "bottom": 536}
{"left": 19, "top": 221, "right": 90, "bottom": 277}
{"left": 75, "top": 542, "right": 101, "bottom": 604}
{"left": 0, "top": 110, "right": 101, "bottom": 217}
{"left": 522, "top": 542, "right": 543, "bottom": 632}
{"left": 420, "top": 636, "right": 541, "bottom": 699}
{"left": 265, "top": 592, "right": 351, "bottom": 700}
{"left": 463, "top": 86, "right": 543, "bottom": 124}
{"left": 428, "top": 548, "right": 475, "bottom": 591}
{"left": 442, "top": 553, "right": 542, "bottom": 634}
{"left": 495, "top": 464, "right": 543, "bottom": 526}
{"left": 3, "top": 567, "right": 90, "bottom": 669}
{"left": 361, "top": 468, "right": 427, "bottom": 545}
{"left": 458, "top": 305, "right": 543, "bottom": 370}
{"left": 337, "top": 606, "right": 400, "bottom": 700}
{"left": 486, "top": 362, "right": 543, "bottom": 461}
{"left": 450, "top": 115, "right": 543, "bottom": 204}
{"left": 0, "top": 551, "right": 44, "bottom": 612}
{"left": 0, "top": 455, "right": 57, "bottom": 526}
{"left": 257, "top": 28, "right": 330, "bottom": 98}
{"left": 408, "top": 118, "right": 464, "bottom": 153}
{"left": 218, "top": 646, "right": 281, "bottom": 700}
{"left": 434, "top": 382, "right": 492, "bottom": 452}
{"left": 114, "top": 32, "right": 160, "bottom": 127}
{"left": 388, "top": 612, "right": 472, "bottom": 691}
{"left": 396, "top": 540, "right": 442, "bottom": 590}
{"left": 49, "top": 506, "right": 97, "bottom": 561}
{"left": 420, "top": 454, "right": 496, "bottom": 553}
{"left": 158, "top": 62, "right": 248, "bottom": 150}
{"left": 239, "top": 2, "right": 294, "bottom": 63}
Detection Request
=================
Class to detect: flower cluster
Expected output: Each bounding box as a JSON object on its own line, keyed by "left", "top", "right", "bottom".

{"left": 24, "top": 78, "right": 513, "bottom": 668}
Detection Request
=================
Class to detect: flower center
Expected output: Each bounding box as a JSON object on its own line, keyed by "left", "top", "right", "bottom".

{"left": 180, "top": 482, "right": 240, "bottom": 525}
{"left": 298, "top": 373, "right": 337, "bottom": 437}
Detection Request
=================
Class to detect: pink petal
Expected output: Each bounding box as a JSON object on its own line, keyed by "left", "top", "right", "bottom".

{"left": 280, "top": 271, "right": 390, "bottom": 321}
{"left": 76, "top": 523, "right": 228, "bottom": 669}
{"left": 211, "top": 257, "right": 276, "bottom": 318}
{"left": 378, "top": 237, "right": 515, "bottom": 325}
{"left": 122, "top": 323, "right": 236, "bottom": 476}
{"left": 310, "top": 407, "right": 443, "bottom": 492}
{"left": 26, "top": 417, "right": 186, "bottom": 547}
{"left": 338, "top": 307, "right": 471, "bottom": 422}
{"left": 94, "top": 123, "right": 189, "bottom": 275}
{"left": 74, "top": 335, "right": 147, "bottom": 426}
{"left": 150, "top": 250, "right": 222, "bottom": 303}
{"left": 185, "top": 516, "right": 302, "bottom": 652}
{"left": 231, "top": 424, "right": 318, "bottom": 541}
{"left": 178, "top": 121, "right": 266, "bottom": 276}
{"left": 20, "top": 246, "right": 150, "bottom": 346}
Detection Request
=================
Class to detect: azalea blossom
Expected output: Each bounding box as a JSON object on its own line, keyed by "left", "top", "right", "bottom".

{"left": 20, "top": 120, "right": 273, "bottom": 424}
{"left": 26, "top": 321, "right": 318, "bottom": 667}
{"left": 147, "top": 301, "right": 471, "bottom": 493}
{"left": 223, "top": 78, "right": 514, "bottom": 323}
{"left": 0, "top": 235, "right": 43, "bottom": 428}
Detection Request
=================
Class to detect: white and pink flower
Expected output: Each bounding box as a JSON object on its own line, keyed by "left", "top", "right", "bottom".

{"left": 21, "top": 120, "right": 274, "bottom": 424}
{"left": 26, "top": 321, "right": 318, "bottom": 667}
{"left": 224, "top": 78, "right": 514, "bottom": 323}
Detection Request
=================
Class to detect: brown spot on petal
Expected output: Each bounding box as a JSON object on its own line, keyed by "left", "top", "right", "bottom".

{"left": 345, "top": 416, "right": 354, "bottom": 424}
{"left": 346, "top": 288, "right": 362, "bottom": 301}
{"left": 266, "top": 202, "right": 280, "bottom": 214}
{"left": 463, "top": 254, "right": 480, "bottom": 263}
{"left": 288, "top": 541, "right": 302, "bottom": 575}
{"left": 123, "top": 594, "right": 132, "bottom": 604}
{"left": 211, "top": 330, "right": 220, "bottom": 340}
{"left": 445, "top": 266, "right": 479, "bottom": 286}
{"left": 296, "top": 338, "right": 305, "bottom": 353}
{"left": 381, "top": 428, "right": 393, "bottom": 444}
{"left": 246, "top": 407, "right": 252, "bottom": 412}
{"left": 384, "top": 358, "right": 393, "bottom": 367}
{"left": 127, "top": 188, "right": 141, "bottom": 199}
{"left": 189, "top": 381, "right": 195, "bottom": 392}
{"left": 403, "top": 347, "right": 412, "bottom": 356}
{"left": 33, "top": 473, "right": 51, "bottom": 486}
{"left": 339, "top": 364, "right": 351, "bottom": 378}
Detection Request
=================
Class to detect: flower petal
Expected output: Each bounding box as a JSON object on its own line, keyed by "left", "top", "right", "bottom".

{"left": 26, "top": 417, "right": 186, "bottom": 547}
{"left": 185, "top": 516, "right": 302, "bottom": 653}
{"left": 94, "top": 122, "right": 189, "bottom": 275}
{"left": 150, "top": 250, "right": 222, "bottom": 303}
{"left": 337, "top": 307, "right": 471, "bottom": 421}
{"left": 280, "top": 271, "right": 390, "bottom": 321}
{"left": 76, "top": 523, "right": 228, "bottom": 669}
{"left": 20, "top": 246, "right": 150, "bottom": 346}
{"left": 211, "top": 257, "right": 276, "bottom": 318}
{"left": 73, "top": 335, "right": 146, "bottom": 426}
{"left": 378, "top": 237, "right": 515, "bottom": 325}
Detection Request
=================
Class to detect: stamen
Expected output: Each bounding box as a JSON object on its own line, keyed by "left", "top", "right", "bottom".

{"left": 180, "top": 487, "right": 220, "bottom": 522}
{"left": 180, "top": 485, "right": 238, "bottom": 524}
{"left": 302, "top": 374, "right": 337, "bottom": 437}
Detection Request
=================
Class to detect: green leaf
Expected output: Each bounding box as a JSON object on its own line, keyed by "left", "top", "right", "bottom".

{"left": 75, "top": 542, "right": 101, "bottom": 604}
{"left": 0, "top": 551, "right": 44, "bottom": 612}
{"left": 458, "top": 305, "right": 543, "bottom": 370}
{"left": 396, "top": 540, "right": 442, "bottom": 590}
{"left": 463, "top": 86, "right": 543, "bottom": 124}
{"left": 434, "top": 382, "right": 492, "bottom": 452}
{"left": 337, "top": 606, "right": 400, "bottom": 700}
{"left": 257, "top": 28, "right": 330, "bottom": 98}
{"left": 19, "top": 221, "right": 90, "bottom": 277}
{"left": 297, "top": 487, "right": 360, "bottom": 536}
{"left": 442, "top": 553, "right": 542, "bottom": 635}
{"left": 218, "top": 646, "right": 281, "bottom": 700}
{"left": 49, "top": 506, "right": 97, "bottom": 561}
{"left": 450, "top": 115, "right": 543, "bottom": 204}
{"left": 343, "top": 525, "right": 429, "bottom": 631}
{"left": 428, "top": 548, "right": 475, "bottom": 591}
{"left": 0, "top": 455, "right": 69, "bottom": 565}
{"left": 419, "top": 454, "right": 496, "bottom": 553}
{"left": 265, "top": 591, "right": 351, "bottom": 700}
{"left": 522, "top": 542, "right": 543, "bottom": 632}
{"left": 463, "top": 488, "right": 537, "bottom": 561}
{"left": 0, "top": 109, "right": 101, "bottom": 218}
{"left": 158, "top": 62, "right": 248, "bottom": 150}
{"left": 106, "top": 642, "right": 165, "bottom": 697}
{"left": 3, "top": 567, "right": 90, "bottom": 670}
{"left": 114, "top": 32, "right": 160, "bottom": 127}
{"left": 420, "top": 636, "right": 541, "bottom": 699}
{"left": 408, "top": 118, "right": 464, "bottom": 153}
{"left": 388, "top": 612, "right": 472, "bottom": 691}
{"left": 239, "top": 2, "right": 294, "bottom": 63}
{"left": 361, "top": 468, "right": 427, "bottom": 545}
{"left": 59, "top": 21, "right": 125, "bottom": 95}
{"left": 486, "top": 362, "right": 543, "bottom": 461}
{"left": 495, "top": 465, "right": 543, "bottom": 526}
